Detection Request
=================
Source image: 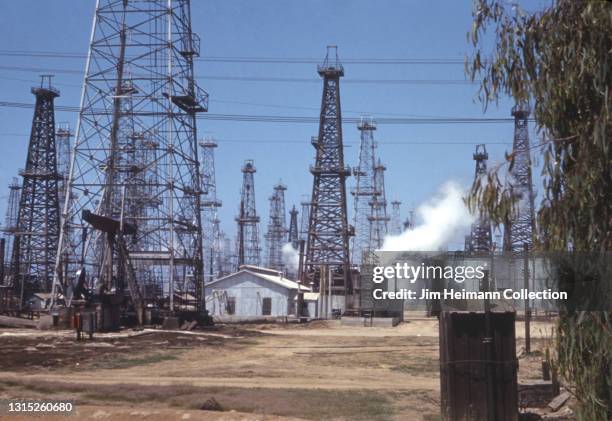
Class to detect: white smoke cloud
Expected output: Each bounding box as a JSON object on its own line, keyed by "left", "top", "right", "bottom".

{"left": 282, "top": 243, "right": 300, "bottom": 271}
{"left": 381, "top": 181, "right": 474, "bottom": 252}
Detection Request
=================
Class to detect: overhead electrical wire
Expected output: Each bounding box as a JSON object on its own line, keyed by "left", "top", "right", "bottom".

{"left": 0, "top": 131, "right": 511, "bottom": 146}
{"left": 0, "top": 65, "right": 474, "bottom": 85}
{"left": 0, "top": 100, "right": 524, "bottom": 125}
{"left": 0, "top": 49, "right": 467, "bottom": 65}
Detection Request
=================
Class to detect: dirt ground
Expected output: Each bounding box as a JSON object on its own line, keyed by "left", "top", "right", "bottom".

{"left": 0, "top": 315, "right": 556, "bottom": 420}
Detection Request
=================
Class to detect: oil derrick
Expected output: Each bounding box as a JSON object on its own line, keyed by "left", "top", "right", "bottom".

{"left": 56, "top": 124, "right": 72, "bottom": 209}
{"left": 199, "top": 138, "right": 222, "bottom": 282}
{"left": 236, "top": 160, "right": 261, "bottom": 268}
{"left": 390, "top": 200, "right": 403, "bottom": 235}
{"left": 1, "top": 178, "right": 21, "bottom": 284}
{"left": 265, "top": 183, "right": 287, "bottom": 271}
{"left": 288, "top": 205, "right": 299, "bottom": 250}
{"left": 51, "top": 0, "right": 208, "bottom": 313}
{"left": 351, "top": 117, "right": 377, "bottom": 265}
{"left": 10, "top": 76, "right": 62, "bottom": 296}
{"left": 466, "top": 144, "right": 493, "bottom": 252}
{"left": 220, "top": 232, "right": 232, "bottom": 276}
{"left": 368, "top": 159, "right": 390, "bottom": 249}
{"left": 403, "top": 210, "right": 415, "bottom": 231}
{"left": 503, "top": 104, "right": 536, "bottom": 254}
{"left": 305, "top": 46, "right": 351, "bottom": 294}
{"left": 299, "top": 195, "right": 310, "bottom": 242}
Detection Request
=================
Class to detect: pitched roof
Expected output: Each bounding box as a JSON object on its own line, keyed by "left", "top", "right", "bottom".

{"left": 207, "top": 267, "right": 311, "bottom": 292}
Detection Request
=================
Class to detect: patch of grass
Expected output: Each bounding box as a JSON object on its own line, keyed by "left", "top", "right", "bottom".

{"left": 0, "top": 379, "right": 400, "bottom": 420}
{"left": 90, "top": 352, "right": 178, "bottom": 370}
{"left": 393, "top": 358, "right": 439, "bottom": 377}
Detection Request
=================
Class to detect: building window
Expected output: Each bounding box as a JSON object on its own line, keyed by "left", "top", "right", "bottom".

{"left": 262, "top": 297, "right": 272, "bottom": 316}
{"left": 226, "top": 297, "right": 236, "bottom": 315}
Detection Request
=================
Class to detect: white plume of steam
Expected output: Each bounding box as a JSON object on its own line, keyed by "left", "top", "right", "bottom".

{"left": 381, "top": 181, "right": 475, "bottom": 252}
{"left": 282, "top": 243, "right": 300, "bottom": 272}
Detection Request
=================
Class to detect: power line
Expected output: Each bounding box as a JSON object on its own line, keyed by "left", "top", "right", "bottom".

{"left": 0, "top": 50, "right": 466, "bottom": 65}
{"left": 0, "top": 65, "right": 474, "bottom": 85}
{"left": 0, "top": 131, "right": 511, "bottom": 145}
{"left": 0, "top": 100, "right": 528, "bottom": 125}
{"left": 0, "top": 76, "right": 465, "bottom": 118}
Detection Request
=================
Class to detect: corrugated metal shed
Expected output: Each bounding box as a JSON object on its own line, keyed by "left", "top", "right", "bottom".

{"left": 205, "top": 266, "right": 311, "bottom": 321}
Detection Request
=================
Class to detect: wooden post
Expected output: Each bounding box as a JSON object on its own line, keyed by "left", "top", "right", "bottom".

{"left": 328, "top": 266, "right": 332, "bottom": 318}
{"left": 542, "top": 348, "right": 551, "bottom": 381}
{"left": 523, "top": 242, "right": 531, "bottom": 353}
{"left": 318, "top": 266, "right": 324, "bottom": 319}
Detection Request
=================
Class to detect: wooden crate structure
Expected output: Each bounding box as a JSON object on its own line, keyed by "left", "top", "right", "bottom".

{"left": 439, "top": 311, "right": 518, "bottom": 421}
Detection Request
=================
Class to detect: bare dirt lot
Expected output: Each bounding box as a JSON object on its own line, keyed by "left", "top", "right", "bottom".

{"left": 0, "top": 317, "right": 555, "bottom": 420}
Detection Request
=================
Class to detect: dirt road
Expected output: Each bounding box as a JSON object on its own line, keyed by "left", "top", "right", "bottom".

{"left": 0, "top": 318, "right": 554, "bottom": 420}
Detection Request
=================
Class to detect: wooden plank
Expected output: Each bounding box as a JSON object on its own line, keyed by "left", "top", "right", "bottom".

{"left": 548, "top": 391, "right": 571, "bottom": 412}
{"left": 0, "top": 315, "right": 38, "bottom": 328}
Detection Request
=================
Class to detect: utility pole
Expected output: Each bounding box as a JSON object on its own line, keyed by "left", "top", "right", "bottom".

{"left": 236, "top": 160, "right": 261, "bottom": 268}
{"left": 305, "top": 46, "right": 352, "bottom": 299}
{"left": 51, "top": 0, "right": 208, "bottom": 314}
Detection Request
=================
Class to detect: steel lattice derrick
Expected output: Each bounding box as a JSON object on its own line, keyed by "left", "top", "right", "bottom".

{"left": 199, "top": 137, "right": 222, "bottom": 282}
{"left": 351, "top": 117, "right": 377, "bottom": 265}
{"left": 265, "top": 182, "right": 287, "bottom": 271}
{"left": 466, "top": 144, "right": 493, "bottom": 253}
{"left": 305, "top": 46, "right": 352, "bottom": 293}
{"left": 503, "top": 104, "right": 536, "bottom": 254}
{"left": 55, "top": 124, "right": 72, "bottom": 211}
{"left": 220, "top": 232, "right": 232, "bottom": 276}
{"left": 51, "top": 0, "right": 208, "bottom": 313}
{"left": 1, "top": 178, "right": 21, "bottom": 281}
{"left": 236, "top": 160, "right": 261, "bottom": 268}
{"left": 288, "top": 205, "right": 299, "bottom": 250}
{"left": 11, "top": 76, "right": 62, "bottom": 297}
{"left": 368, "top": 159, "right": 389, "bottom": 249}
{"left": 299, "top": 194, "right": 310, "bottom": 242}
{"left": 390, "top": 200, "right": 402, "bottom": 236}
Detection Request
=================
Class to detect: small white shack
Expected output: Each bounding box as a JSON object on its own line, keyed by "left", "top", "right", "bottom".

{"left": 205, "top": 265, "right": 311, "bottom": 321}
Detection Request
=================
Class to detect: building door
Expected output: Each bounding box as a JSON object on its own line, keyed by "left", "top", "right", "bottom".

{"left": 226, "top": 297, "right": 236, "bottom": 315}
{"left": 262, "top": 297, "right": 272, "bottom": 315}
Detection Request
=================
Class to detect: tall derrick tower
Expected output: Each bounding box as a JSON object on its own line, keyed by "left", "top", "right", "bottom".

{"left": 390, "top": 200, "right": 403, "bottom": 236}
{"left": 220, "top": 232, "right": 232, "bottom": 275}
{"left": 11, "top": 76, "right": 61, "bottom": 296}
{"left": 199, "top": 137, "right": 222, "bottom": 282}
{"left": 299, "top": 195, "right": 310, "bottom": 242}
{"left": 288, "top": 205, "right": 299, "bottom": 250}
{"left": 305, "top": 46, "right": 352, "bottom": 294}
{"left": 503, "top": 105, "right": 536, "bottom": 254}
{"left": 351, "top": 117, "right": 377, "bottom": 265}
{"left": 52, "top": 0, "right": 208, "bottom": 313}
{"left": 368, "top": 159, "right": 389, "bottom": 249}
{"left": 236, "top": 160, "right": 261, "bottom": 268}
{"left": 1, "top": 178, "right": 21, "bottom": 283}
{"left": 466, "top": 144, "right": 493, "bottom": 252}
{"left": 55, "top": 124, "right": 72, "bottom": 210}
{"left": 265, "top": 182, "right": 287, "bottom": 271}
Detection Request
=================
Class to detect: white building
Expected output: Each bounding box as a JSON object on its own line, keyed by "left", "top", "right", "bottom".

{"left": 204, "top": 265, "right": 312, "bottom": 322}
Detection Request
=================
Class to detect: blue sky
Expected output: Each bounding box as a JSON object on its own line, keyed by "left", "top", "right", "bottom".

{"left": 0, "top": 1, "right": 540, "bottom": 250}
